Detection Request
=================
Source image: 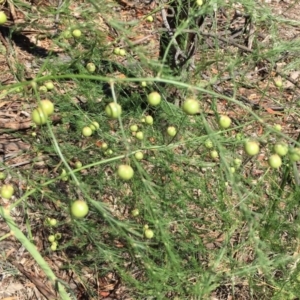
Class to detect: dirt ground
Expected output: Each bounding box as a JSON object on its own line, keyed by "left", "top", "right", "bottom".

{"left": 0, "top": 0, "right": 300, "bottom": 299}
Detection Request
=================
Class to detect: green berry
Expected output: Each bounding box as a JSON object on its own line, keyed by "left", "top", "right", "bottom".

{"left": 72, "top": 29, "right": 82, "bottom": 38}
{"left": 136, "top": 131, "right": 144, "bottom": 140}
{"left": 144, "top": 229, "right": 154, "bottom": 239}
{"left": 48, "top": 235, "right": 55, "bottom": 243}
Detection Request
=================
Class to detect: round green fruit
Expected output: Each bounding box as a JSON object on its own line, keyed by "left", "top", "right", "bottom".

{"left": 89, "top": 121, "right": 99, "bottom": 131}
{"left": 39, "top": 99, "right": 54, "bottom": 116}
{"left": 105, "top": 149, "right": 113, "bottom": 156}
{"left": 274, "top": 78, "right": 283, "bottom": 88}
{"left": 63, "top": 30, "right": 72, "bottom": 39}
{"left": 55, "top": 233, "right": 62, "bottom": 240}
{"left": 86, "top": 62, "right": 96, "bottom": 73}
{"left": 72, "top": 29, "right": 82, "bottom": 38}
{"left": 273, "top": 124, "right": 282, "bottom": 131}
{"left": 0, "top": 184, "right": 14, "bottom": 199}
{"left": 117, "top": 164, "right": 134, "bottom": 180}
{"left": 50, "top": 242, "right": 58, "bottom": 251}
{"left": 244, "top": 140, "right": 260, "bottom": 156}
{"left": 14, "top": 87, "right": 22, "bottom": 93}
{"left": 74, "top": 161, "right": 83, "bottom": 169}
{"left": 204, "top": 139, "right": 213, "bottom": 149}
{"left": 210, "top": 150, "right": 219, "bottom": 159}
{"left": 182, "top": 98, "right": 200, "bottom": 115}
{"left": 82, "top": 126, "right": 93, "bottom": 137}
{"left": 136, "top": 131, "right": 144, "bottom": 140}
{"left": 233, "top": 158, "right": 242, "bottom": 168}
{"left": 93, "top": 121, "right": 100, "bottom": 129}
{"left": 147, "top": 92, "right": 161, "bottom": 106}
{"left": 167, "top": 126, "right": 177, "bottom": 137}
{"left": 48, "top": 235, "right": 56, "bottom": 243}
{"left": 30, "top": 81, "right": 38, "bottom": 90}
{"left": 130, "top": 124, "right": 138, "bottom": 132}
{"left": 268, "top": 154, "right": 282, "bottom": 169}
{"left": 145, "top": 115, "right": 153, "bottom": 125}
{"left": 218, "top": 115, "right": 232, "bottom": 129}
{"left": 113, "top": 47, "right": 121, "bottom": 55}
{"left": 289, "top": 148, "right": 300, "bottom": 162}
{"left": 31, "top": 108, "right": 48, "bottom": 125}
{"left": 144, "top": 229, "right": 154, "bottom": 239}
{"left": 0, "top": 11, "right": 7, "bottom": 25}
{"left": 105, "top": 102, "right": 122, "bottom": 119}
{"left": 274, "top": 142, "right": 288, "bottom": 157}
{"left": 146, "top": 15, "right": 154, "bottom": 22}
{"left": 39, "top": 86, "right": 47, "bottom": 93}
{"left": 135, "top": 151, "right": 144, "bottom": 160}
{"left": 119, "top": 49, "right": 126, "bottom": 56}
{"left": 44, "top": 81, "right": 54, "bottom": 90}
{"left": 60, "top": 169, "right": 68, "bottom": 181}
{"left": 101, "top": 142, "right": 108, "bottom": 150}
{"left": 131, "top": 209, "right": 139, "bottom": 217}
{"left": 235, "top": 133, "right": 243, "bottom": 141}
{"left": 48, "top": 218, "right": 57, "bottom": 226}
{"left": 70, "top": 200, "right": 89, "bottom": 218}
